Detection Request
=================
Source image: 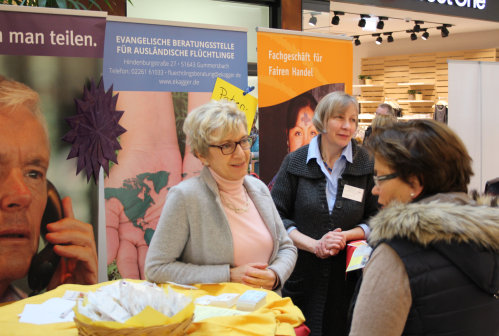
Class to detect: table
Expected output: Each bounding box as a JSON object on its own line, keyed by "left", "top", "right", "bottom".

{"left": 0, "top": 280, "right": 307, "bottom": 336}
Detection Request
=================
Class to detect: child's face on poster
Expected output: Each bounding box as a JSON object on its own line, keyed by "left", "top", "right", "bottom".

{"left": 287, "top": 106, "right": 318, "bottom": 152}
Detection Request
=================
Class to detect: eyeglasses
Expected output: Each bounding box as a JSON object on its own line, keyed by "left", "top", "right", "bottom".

{"left": 373, "top": 172, "right": 398, "bottom": 187}
{"left": 209, "top": 136, "right": 252, "bottom": 155}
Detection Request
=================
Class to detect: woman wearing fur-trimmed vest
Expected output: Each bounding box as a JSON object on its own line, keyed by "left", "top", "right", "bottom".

{"left": 350, "top": 119, "right": 499, "bottom": 336}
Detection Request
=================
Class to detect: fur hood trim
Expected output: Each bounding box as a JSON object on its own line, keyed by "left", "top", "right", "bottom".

{"left": 369, "top": 200, "right": 499, "bottom": 252}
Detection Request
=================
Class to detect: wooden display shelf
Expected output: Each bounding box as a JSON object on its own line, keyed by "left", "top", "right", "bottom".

{"left": 397, "top": 82, "right": 434, "bottom": 86}
{"left": 398, "top": 100, "right": 434, "bottom": 103}
{"left": 353, "top": 84, "right": 384, "bottom": 88}
{"left": 358, "top": 113, "right": 375, "bottom": 120}
{"left": 398, "top": 114, "right": 433, "bottom": 121}
{"left": 360, "top": 48, "right": 498, "bottom": 115}
{"left": 358, "top": 100, "right": 383, "bottom": 104}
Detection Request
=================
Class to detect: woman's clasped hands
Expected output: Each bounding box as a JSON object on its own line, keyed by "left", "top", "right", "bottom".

{"left": 230, "top": 263, "right": 278, "bottom": 290}
{"left": 314, "top": 228, "right": 347, "bottom": 259}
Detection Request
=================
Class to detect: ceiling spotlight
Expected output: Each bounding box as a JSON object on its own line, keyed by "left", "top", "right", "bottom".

{"left": 358, "top": 14, "right": 370, "bottom": 28}
{"left": 439, "top": 24, "right": 451, "bottom": 37}
{"left": 372, "top": 33, "right": 382, "bottom": 45}
{"left": 407, "top": 30, "right": 418, "bottom": 41}
{"left": 353, "top": 36, "right": 361, "bottom": 46}
{"left": 384, "top": 32, "right": 394, "bottom": 43}
{"left": 377, "top": 16, "right": 387, "bottom": 30}
{"left": 331, "top": 11, "right": 344, "bottom": 25}
{"left": 309, "top": 14, "right": 317, "bottom": 26}
{"left": 421, "top": 29, "right": 429, "bottom": 40}
{"left": 413, "top": 20, "right": 424, "bottom": 33}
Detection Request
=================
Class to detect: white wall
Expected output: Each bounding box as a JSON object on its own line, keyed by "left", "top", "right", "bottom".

{"left": 448, "top": 60, "right": 499, "bottom": 192}
{"left": 127, "top": 0, "right": 269, "bottom": 63}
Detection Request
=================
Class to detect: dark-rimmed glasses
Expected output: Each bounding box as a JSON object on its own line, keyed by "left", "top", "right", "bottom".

{"left": 209, "top": 136, "right": 252, "bottom": 155}
{"left": 373, "top": 172, "right": 398, "bottom": 187}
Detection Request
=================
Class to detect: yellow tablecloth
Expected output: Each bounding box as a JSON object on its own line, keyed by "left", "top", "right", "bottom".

{"left": 0, "top": 280, "right": 305, "bottom": 336}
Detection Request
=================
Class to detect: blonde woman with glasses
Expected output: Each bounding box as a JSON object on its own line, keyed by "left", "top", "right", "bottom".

{"left": 145, "top": 100, "right": 296, "bottom": 292}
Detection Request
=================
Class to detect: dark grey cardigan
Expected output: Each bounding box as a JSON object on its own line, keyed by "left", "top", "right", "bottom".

{"left": 271, "top": 140, "right": 378, "bottom": 336}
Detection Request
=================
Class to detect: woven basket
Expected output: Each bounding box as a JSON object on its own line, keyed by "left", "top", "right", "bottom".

{"left": 74, "top": 314, "right": 193, "bottom": 336}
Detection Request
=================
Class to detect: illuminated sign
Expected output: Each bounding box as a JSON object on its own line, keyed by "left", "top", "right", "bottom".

{"left": 328, "top": 1, "right": 498, "bottom": 22}
{"left": 418, "top": 0, "right": 486, "bottom": 10}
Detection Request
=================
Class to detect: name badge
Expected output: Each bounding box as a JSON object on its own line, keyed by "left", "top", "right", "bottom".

{"left": 342, "top": 185, "right": 364, "bottom": 203}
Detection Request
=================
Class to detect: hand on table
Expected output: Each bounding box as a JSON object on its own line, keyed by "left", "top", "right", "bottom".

{"left": 230, "top": 262, "right": 277, "bottom": 290}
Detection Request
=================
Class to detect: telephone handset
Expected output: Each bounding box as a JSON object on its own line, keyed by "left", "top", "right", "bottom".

{"left": 27, "top": 180, "right": 63, "bottom": 296}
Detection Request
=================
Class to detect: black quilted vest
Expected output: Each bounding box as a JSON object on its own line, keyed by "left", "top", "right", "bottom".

{"left": 387, "top": 238, "right": 499, "bottom": 336}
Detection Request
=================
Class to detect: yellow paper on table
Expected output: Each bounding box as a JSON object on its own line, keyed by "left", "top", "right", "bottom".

{"left": 127, "top": 302, "right": 194, "bottom": 327}
{"left": 172, "top": 282, "right": 305, "bottom": 336}
{"left": 0, "top": 281, "right": 303, "bottom": 336}
{"left": 211, "top": 77, "right": 257, "bottom": 134}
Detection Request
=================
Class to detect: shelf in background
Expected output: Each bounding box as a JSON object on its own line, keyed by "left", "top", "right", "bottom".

{"left": 398, "top": 100, "right": 434, "bottom": 103}
{"left": 353, "top": 84, "right": 383, "bottom": 88}
{"left": 398, "top": 114, "right": 433, "bottom": 120}
{"left": 358, "top": 100, "right": 382, "bottom": 104}
{"left": 397, "top": 82, "right": 434, "bottom": 86}
{"left": 358, "top": 113, "right": 375, "bottom": 120}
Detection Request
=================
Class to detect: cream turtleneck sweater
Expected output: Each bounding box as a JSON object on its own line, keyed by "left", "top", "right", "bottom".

{"left": 209, "top": 168, "right": 273, "bottom": 266}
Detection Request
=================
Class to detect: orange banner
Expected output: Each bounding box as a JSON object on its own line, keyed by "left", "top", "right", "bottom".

{"left": 257, "top": 29, "right": 353, "bottom": 183}
{"left": 257, "top": 29, "right": 353, "bottom": 107}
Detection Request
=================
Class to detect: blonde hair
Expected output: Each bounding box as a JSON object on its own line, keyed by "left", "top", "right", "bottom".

{"left": 370, "top": 114, "right": 397, "bottom": 135}
{"left": 312, "top": 91, "right": 358, "bottom": 133}
{"left": 183, "top": 100, "right": 247, "bottom": 157}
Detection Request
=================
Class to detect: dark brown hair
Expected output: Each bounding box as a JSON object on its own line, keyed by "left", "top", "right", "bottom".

{"left": 366, "top": 119, "right": 473, "bottom": 197}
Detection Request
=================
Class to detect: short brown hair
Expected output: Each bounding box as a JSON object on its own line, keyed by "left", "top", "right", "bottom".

{"left": 366, "top": 119, "right": 473, "bottom": 197}
{"left": 377, "top": 103, "right": 394, "bottom": 116}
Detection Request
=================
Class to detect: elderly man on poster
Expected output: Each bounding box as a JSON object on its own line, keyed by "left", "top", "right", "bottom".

{"left": 0, "top": 76, "right": 98, "bottom": 305}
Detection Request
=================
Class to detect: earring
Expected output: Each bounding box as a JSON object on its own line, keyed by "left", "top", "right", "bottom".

{"left": 410, "top": 192, "right": 415, "bottom": 198}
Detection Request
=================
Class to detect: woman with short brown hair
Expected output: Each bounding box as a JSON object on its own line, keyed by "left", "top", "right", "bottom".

{"left": 350, "top": 119, "right": 499, "bottom": 336}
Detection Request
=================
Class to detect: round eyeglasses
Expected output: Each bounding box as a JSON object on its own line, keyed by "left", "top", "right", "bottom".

{"left": 209, "top": 136, "right": 253, "bottom": 155}
{"left": 373, "top": 172, "right": 398, "bottom": 187}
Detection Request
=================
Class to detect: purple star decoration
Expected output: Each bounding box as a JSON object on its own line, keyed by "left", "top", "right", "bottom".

{"left": 62, "top": 78, "right": 126, "bottom": 183}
